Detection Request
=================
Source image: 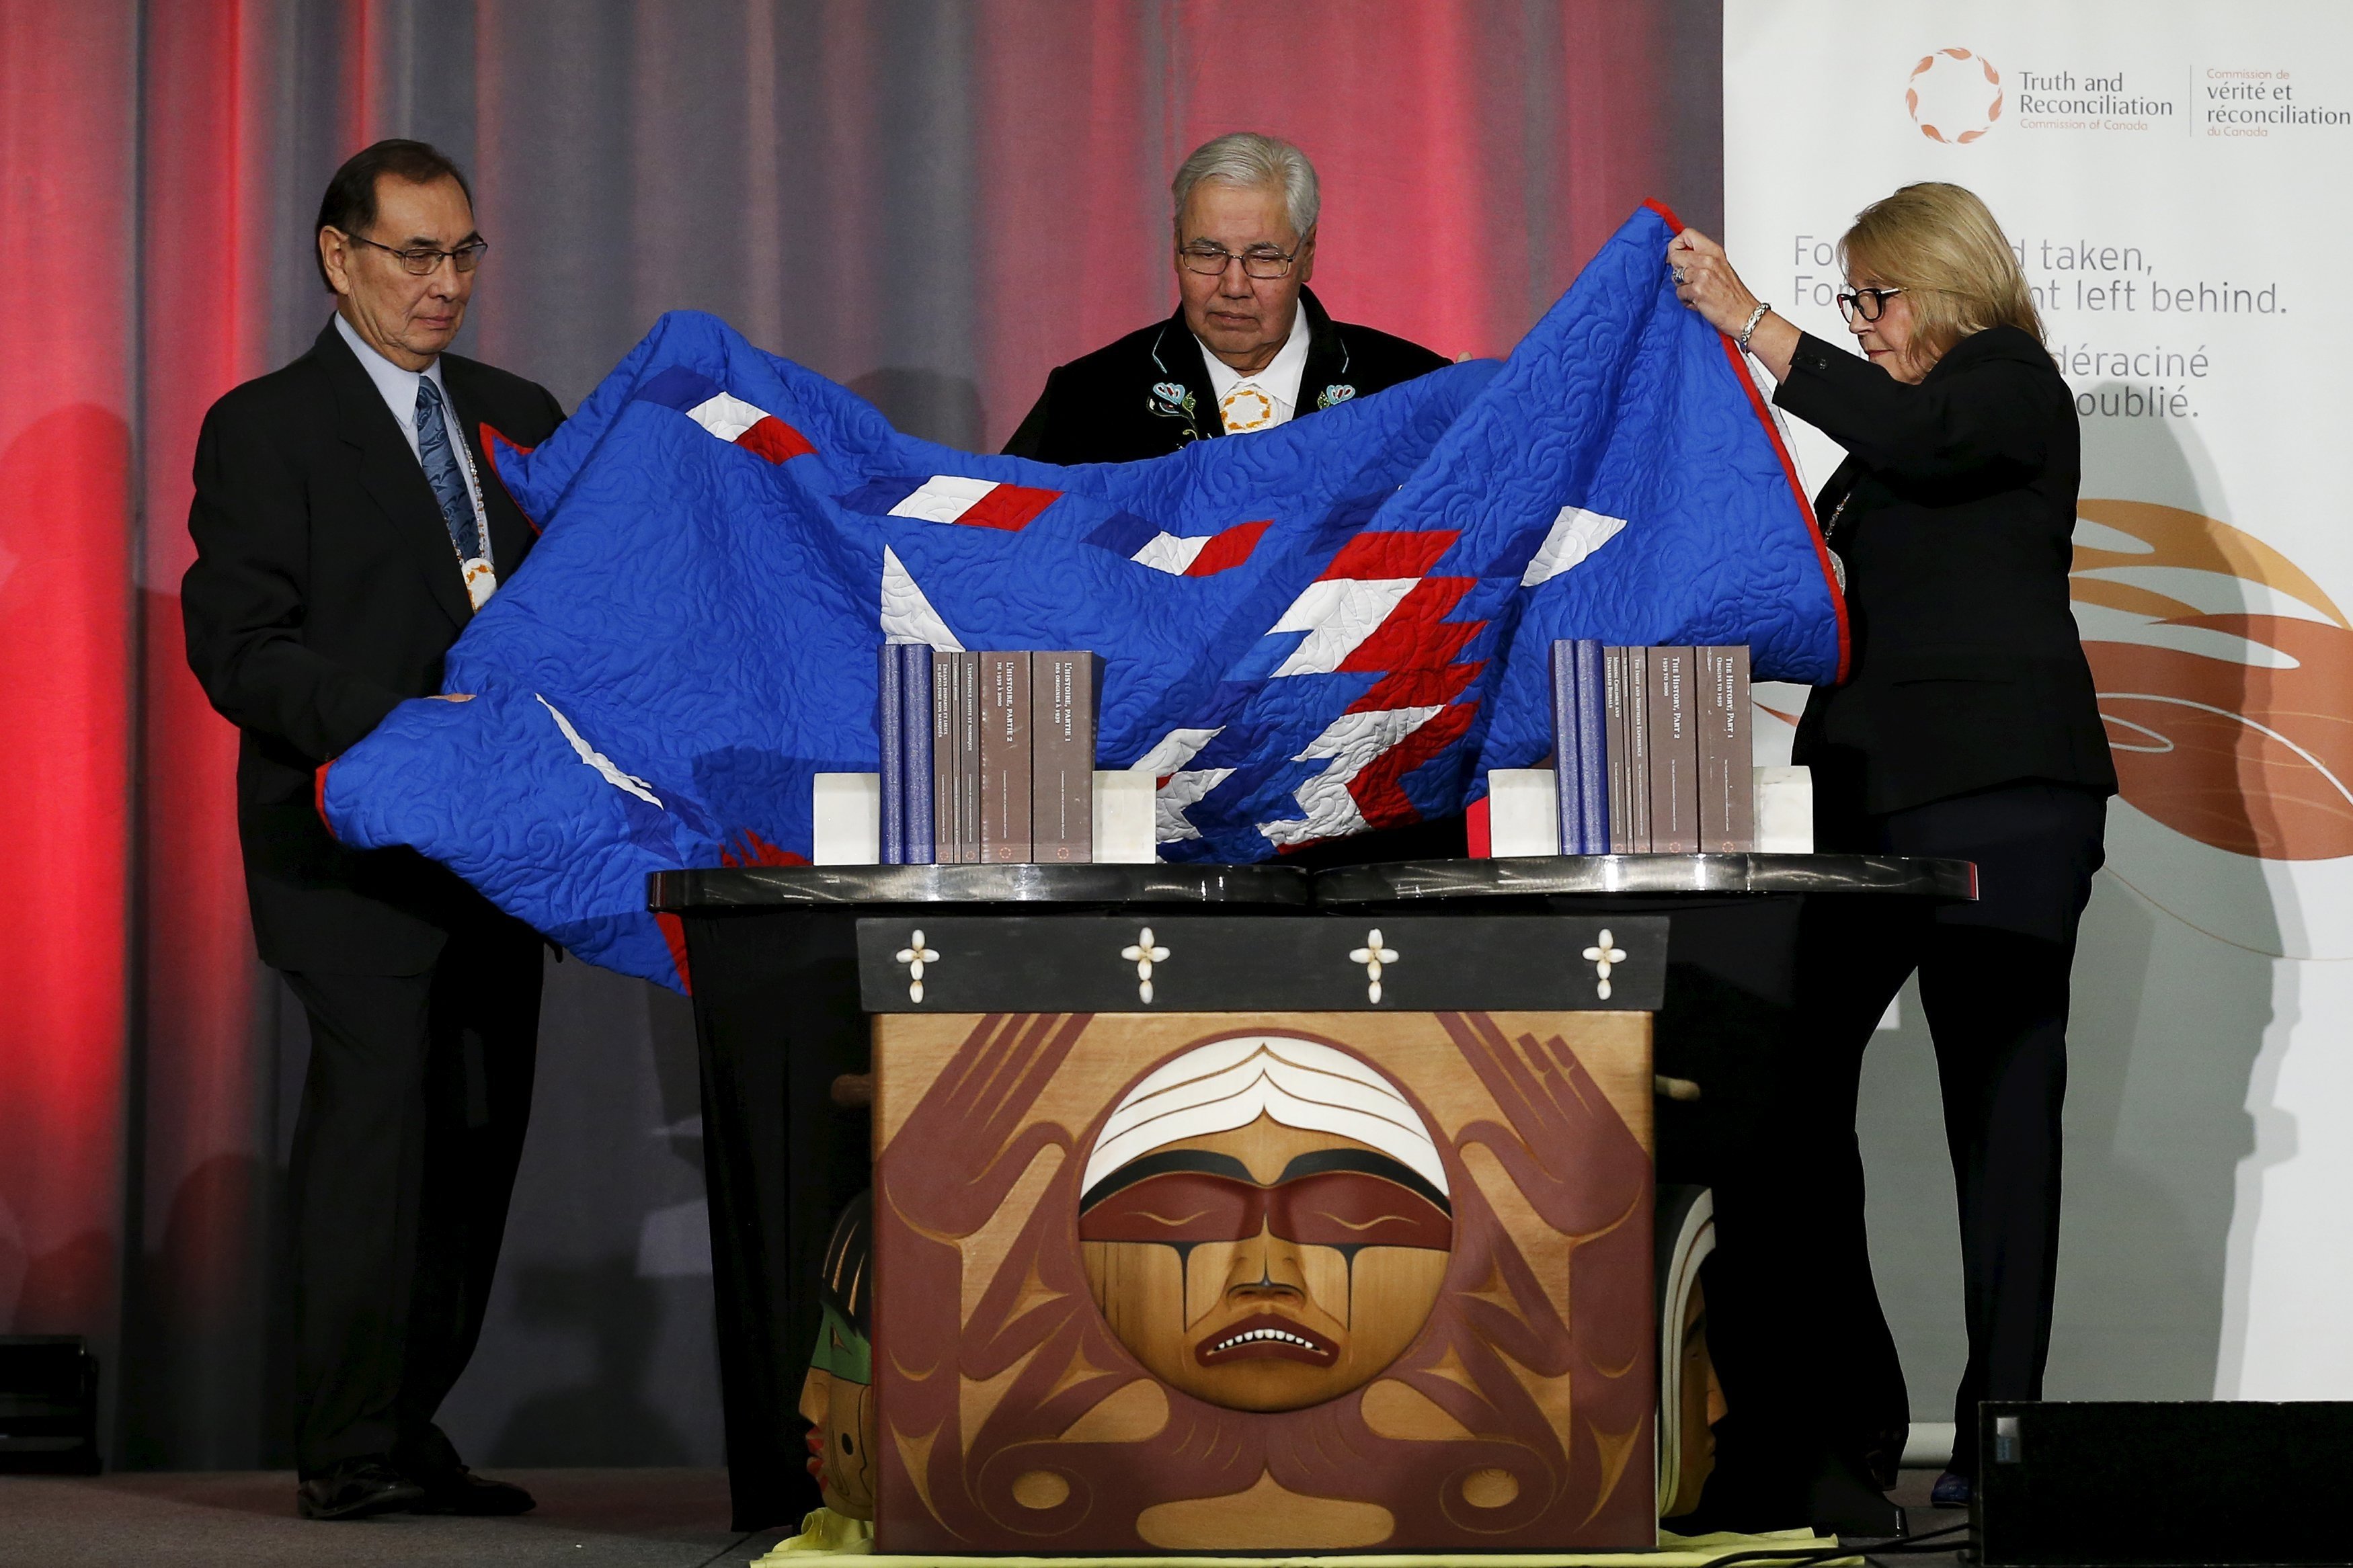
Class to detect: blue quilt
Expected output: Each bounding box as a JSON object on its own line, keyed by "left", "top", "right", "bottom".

{"left": 322, "top": 204, "right": 1843, "bottom": 991}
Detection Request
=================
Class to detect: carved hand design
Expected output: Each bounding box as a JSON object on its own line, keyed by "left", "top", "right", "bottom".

{"left": 1441, "top": 1012, "right": 1648, "bottom": 1238}
{"left": 881, "top": 1012, "right": 1090, "bottom": 1239}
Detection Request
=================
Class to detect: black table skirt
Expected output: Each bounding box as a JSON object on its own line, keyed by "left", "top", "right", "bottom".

{"left": 684, "top": 909, "right": 874, "bottom": 1531}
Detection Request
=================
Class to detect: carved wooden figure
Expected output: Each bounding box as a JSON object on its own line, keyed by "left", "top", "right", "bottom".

{"left": 1654, "top": 1184, "right": 1724, "bottom": 1522}
{"left": 798, "top": 1192, "right": 878, "bottom": 1520}
{"left": 871, "top": 1009, "right": 1656, "bottom": 1553}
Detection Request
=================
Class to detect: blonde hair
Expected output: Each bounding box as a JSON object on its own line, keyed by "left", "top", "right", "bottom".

{"left": 1839, "top": 183, "right": 2041, "bottom": 370}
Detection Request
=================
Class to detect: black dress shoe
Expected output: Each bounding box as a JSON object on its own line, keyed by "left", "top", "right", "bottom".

{"left": 407, "top": 1464, "right": 536, "bottom": 1516}
{"left": 297, "top": 1456, "right": 427, "bottom": 1520}
{"left": 1806, "top": 1450, "right": 1907, "bottom": 1538}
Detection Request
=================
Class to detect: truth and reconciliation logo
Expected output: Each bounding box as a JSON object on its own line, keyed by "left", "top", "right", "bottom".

{"left": 1907, "top": 46, "right": 2004, "bottom": 144}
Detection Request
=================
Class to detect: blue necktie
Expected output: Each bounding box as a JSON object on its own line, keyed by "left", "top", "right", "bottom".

{"left": 413, "top": 376, "right": 482, "bottom": 560}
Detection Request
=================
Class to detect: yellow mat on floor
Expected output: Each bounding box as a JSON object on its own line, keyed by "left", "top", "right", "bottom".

{"left": 751, "top": 1508, "right": 1857, "bottom": 1565}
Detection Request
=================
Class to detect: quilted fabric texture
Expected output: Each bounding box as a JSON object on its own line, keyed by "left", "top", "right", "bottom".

{"left": 322, "top": 203, "right": 1844, "bottom": 990}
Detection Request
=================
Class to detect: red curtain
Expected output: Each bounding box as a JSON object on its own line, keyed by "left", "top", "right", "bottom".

{"left": 0, "top": 0, "right": 138, "bottom": 1355}
{"left": 0, "top": 0, "right": 1714, "bottom": 1465}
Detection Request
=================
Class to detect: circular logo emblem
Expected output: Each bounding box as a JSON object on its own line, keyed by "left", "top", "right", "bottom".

{"left": 1907, "top": 47, "right": 2003, "bottom": 144}
{"left": 1218, "top": 385, "right": 1279, "bottom": 433}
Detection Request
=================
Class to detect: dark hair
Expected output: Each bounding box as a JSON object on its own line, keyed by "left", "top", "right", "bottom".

{"left": 314, "top": 139, "right": 474, "bottom": 290}
{"left": 817, "top": 1192, "right": 872, "bottom": 1334}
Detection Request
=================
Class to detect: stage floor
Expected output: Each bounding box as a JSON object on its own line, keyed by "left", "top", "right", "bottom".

{"left": 0, "top": 1467, "right": 794, "bottom": 1566}
{"left": 0, "top": 1467, "right": 1968, "bottom": 1565}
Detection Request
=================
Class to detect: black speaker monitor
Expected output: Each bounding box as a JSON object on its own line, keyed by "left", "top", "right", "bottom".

{"left": 1978, "top": 1401, "right": 2353, "bottom": 1567}
{"left": 0, "top": 1335, "right": 101, "bottom": 1475}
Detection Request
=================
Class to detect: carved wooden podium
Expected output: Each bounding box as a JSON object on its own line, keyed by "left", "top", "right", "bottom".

{"left": 652, "top": 854, "right": 1970, "bottom": 1535}
{"left": 852, "top": 914, "right": 1667, "bottom": 1555}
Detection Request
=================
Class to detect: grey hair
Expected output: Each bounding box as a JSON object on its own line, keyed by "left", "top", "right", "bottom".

{"left": 1170, "top": 132, "right": 1320, "bottom": 238}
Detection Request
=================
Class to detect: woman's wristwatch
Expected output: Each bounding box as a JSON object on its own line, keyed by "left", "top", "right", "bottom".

{"left": 1737, "top": 302, "right": 1772, "bottom": 354}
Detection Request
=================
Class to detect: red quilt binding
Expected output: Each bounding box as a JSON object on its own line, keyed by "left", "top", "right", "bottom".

{"left": 314, "top": 761, "right": 336, "bottom": 840}
{"left": 1642, "top": 197, "right": 1851, "bottom": 685}
{"left": 479, "top": 422, "right": 544, "bottom": 536}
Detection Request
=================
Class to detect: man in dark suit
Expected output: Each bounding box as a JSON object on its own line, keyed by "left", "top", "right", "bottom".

{"left": 1004, "top": 131, "right": 1447, "bottom": 464}
{"left": 183, "top": 140, "right": 564, "bottom": 1521}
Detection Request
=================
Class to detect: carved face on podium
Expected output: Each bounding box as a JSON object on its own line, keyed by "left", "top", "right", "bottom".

{"left": 1670, "top": 1277, "right": 1726, "bottom": 1514}
{"left": 1076, "top": 1036, "right": 1454, "bottom": 1411}
{"left": 798, "top": 1192, "right": 878, "bottom": 1519}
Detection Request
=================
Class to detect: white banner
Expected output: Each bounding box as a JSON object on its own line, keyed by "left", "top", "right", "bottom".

{"left": 1729, "top": 1, "right": 2353, "bottom": 1405}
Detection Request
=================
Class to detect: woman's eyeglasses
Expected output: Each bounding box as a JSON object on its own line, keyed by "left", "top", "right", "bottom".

{"left": 1836, "top": 286, "right": 1906, "bottom": 323}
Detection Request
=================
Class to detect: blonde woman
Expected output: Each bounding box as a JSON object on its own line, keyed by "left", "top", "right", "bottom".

{"left": 1669, "top": 186, "right": 2115, "bottom": 1516}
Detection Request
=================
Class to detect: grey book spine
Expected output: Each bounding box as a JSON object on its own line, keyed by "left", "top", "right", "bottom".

{"left": 959, "top": 652, "right": 982, "bottom": 864}
{"left": 1603, "top": 647, "right": 1631, "bottom": 854}
{"left": 1698, "top": 645, "right": 1755, "bottom": 851}
{"left": 1626, "top": 645, "right": 1652, "bottom": 852}
{"left": 932, "top": 649, "right": 959, "bottom": 863}
{"left": 1648, "top": 646, "right": 1698, "bottom": 854}
{"left": 980, "top": 651, "right": 1033, "bottom": 862}
{"left": 1033, "top": 651, "right": 1101, "bottom": 863}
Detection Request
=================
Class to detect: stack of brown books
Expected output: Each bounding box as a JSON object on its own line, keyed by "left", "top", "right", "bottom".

{"left": 879, "top": 646, "right": 1103, "bottom": 864}
{"left": 1554, "top": 641, "right": 1755, "bottom": 853}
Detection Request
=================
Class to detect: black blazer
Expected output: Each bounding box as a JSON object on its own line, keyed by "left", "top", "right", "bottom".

{"left": 1002, "top": 286, "right": 1448, "bottom": 463}
{"left": 183, "top": 320, "right": 565, "bottom": 974}
{"left": 1775, "top": 325, "right": 2115, "bottom": 819}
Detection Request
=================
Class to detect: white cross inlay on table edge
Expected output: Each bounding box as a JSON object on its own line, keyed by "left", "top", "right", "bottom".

{"left": 895, "top": 930, "right": 939, "bottom": 1003}
{"left": 1348, "top": 928, "right": 1400, "bottom": 1004}
{"left": 1121, "top": 927, "right": 1170, "bottom": 1005}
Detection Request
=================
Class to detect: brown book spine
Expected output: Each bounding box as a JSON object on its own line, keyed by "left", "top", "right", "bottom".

{"left": 1603, "top": 647, "right": 1630, "bottom": 854}
{"left": 1648, "top": 645, "right": 1698, "bottom": 854}
{"left": 980, "top": 651, "right": 1033, "bottom": 862}
{"left": 1697, "top": 645, "right": 1755, "bottom": 851}
{"left": 1626, "top": 645, "right": 1652, "bottom": 852}
{"left": 958, "top": 652, "right": 981, "bottom": 864}
{"left": 932, "top": 650, "right": 958, "bottom": 863}
{"left": 1726, "top": 643, "right": 1754, "bottom": 850}
{"left": 1031, "top": 651, "right": 1101, "bottom": 863}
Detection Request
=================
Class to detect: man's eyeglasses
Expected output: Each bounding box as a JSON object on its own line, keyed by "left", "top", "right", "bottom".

{"left": 1836, "top": 286, "right": 1906, "bottom": 323}
{"left": 1177, "top": 241, "right": 1304, "bottom": 280}
{"left": 341, "top": 231, "right": 490, "bottom": 276}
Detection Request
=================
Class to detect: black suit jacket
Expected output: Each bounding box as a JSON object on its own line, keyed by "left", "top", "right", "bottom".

{"left": 1775, "top": 325, "right": 2116, "bottom": 819}
{"left": 1002, "top": 286, "right": 1448, "bottom": 463}
{"left": 184, "top": 320, "right": 566, "bottom": 974}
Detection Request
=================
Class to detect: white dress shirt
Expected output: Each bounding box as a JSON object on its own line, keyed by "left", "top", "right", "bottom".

{"left": 1197, "top": 305, "right": 1312, "bottom": 434}
{"left": 333, "top": 312, "right": 488, "bottom": 525}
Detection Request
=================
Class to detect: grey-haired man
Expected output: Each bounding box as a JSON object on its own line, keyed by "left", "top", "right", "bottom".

{"left": 1004, "top": 131, "right": 1445, "bottom": 464}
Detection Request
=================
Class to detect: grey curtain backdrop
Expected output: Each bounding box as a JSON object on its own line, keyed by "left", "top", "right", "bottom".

{"left": 13, "top": 0, "right": 2247, "bottom": 1482}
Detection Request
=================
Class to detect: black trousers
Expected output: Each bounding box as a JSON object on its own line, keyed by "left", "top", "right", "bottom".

{"left": 281, "top": 925, "right": 543, "bottom": 1476}
{"left": 1796, "top": 781, "right": 2107, "bottom": 1480}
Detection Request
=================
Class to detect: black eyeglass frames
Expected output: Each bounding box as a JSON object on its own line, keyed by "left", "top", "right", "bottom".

{"left": 339, "top": 231, "right": 490, "bottom": 276}
{"left": 1835, "top": 286, "right": 1905, "bottom": 323}
{"left": 1176, "top": 241, "right": 1304, "bottom": 280}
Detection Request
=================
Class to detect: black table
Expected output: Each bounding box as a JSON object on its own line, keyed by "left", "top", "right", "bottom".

{"left": 1316, "top": 851, "right": 1975, "bottom": 903}
{"left": 1318, "top": 852, "right": 1975, "bottom": 1532}
{"left": 647, "top": 863, "right": 1312, "bottom": 1530}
